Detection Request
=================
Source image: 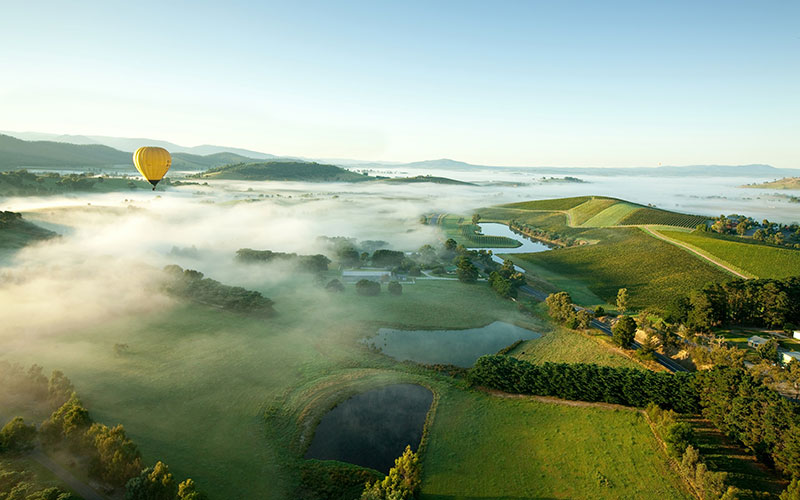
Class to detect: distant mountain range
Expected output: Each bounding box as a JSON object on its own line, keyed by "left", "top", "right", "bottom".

{"left": 2, "top": 131, "right": 276, "bottom": 159}
{"left": 1, "top": 131, "right": 797, "bottom": 178}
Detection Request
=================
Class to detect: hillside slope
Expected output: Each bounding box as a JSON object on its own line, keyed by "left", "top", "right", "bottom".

{"left": 196, "top": 162, "right": 370, "bottom": 182}
{"left": 0, "top": 211, "right": 56, "bottom": 249}
{"left": 0, "top": 134, "right": 129, "bottom": 169}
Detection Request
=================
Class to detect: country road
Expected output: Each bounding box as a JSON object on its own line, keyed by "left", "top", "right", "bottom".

{"left": 29, "top": 450, "right": 108, "bottom": 500}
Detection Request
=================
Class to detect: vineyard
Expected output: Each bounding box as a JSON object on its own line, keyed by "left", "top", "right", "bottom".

{"left": 500, "top": 196, "right": 592, "bottom": 211}
{"left": 580, "top": 202, "right": 640, "bottom": 227}
{"left": 618, "top": 207, "right": 708, "bottom": 228}
{"left": 459, "top": 224, "right": 521, "bottom": 248}
{"left": 661, "top": 230, "right": 800, "bottom": 279}
{"left": 568, "top": 198, "right": 619, "bottom": 225}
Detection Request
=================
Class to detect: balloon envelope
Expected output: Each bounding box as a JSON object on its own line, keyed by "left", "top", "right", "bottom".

{"left": 133, "top": 147, "right": 172, "bottom": 189}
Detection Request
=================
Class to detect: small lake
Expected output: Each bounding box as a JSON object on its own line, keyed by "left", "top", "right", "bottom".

{"left": 476, "top": 222, "right": 552, "bottom": 254}
{"left": 363, "top": 321, "right": 540, "bottom": 367}
{"left": 304, "top": 384, "right": 433, "bottom": 473}
{"left": 476, "top": 222, "right": 551, "bottom": 269}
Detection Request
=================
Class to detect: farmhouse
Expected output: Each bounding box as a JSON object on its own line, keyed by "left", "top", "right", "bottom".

{"left": 748, "top": 336, "right": 769, "bottom": 348}
{"left": 793, "top": 330, "right": 800, "bottom": 340}
{"left": 783, "top": 352, "right": 800, "bottom": 364}
{"left": 341, "top": 269, "right": 392, "bottom": 283}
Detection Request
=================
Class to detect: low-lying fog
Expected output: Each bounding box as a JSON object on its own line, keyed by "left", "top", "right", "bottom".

{"left": 1, "top": 170, "right": 796, "bottom": 348}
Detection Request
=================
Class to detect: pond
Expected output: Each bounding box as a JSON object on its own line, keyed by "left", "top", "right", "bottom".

{"left": 476, "top": 222, "right": 552, "bottom": 254}
{"left": 304, "top": 384, "right": 433, "bottom": 473}
{"left": 476, "top": 222, "right": 551, "bottom": 269}
{"left": 363, "top": 321, "right": 541, "bottom": 367}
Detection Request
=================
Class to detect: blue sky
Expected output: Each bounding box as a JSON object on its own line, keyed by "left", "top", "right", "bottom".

{"left": 1, "top": 1, "right": 798, "bottom": 167}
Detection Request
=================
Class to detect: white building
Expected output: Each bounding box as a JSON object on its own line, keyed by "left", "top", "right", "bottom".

{"left": 793, "top": 330, "right": 800, "bottom": 340}
{"left": 783, "top": 352, "right": 800, "bottom": 364}
{"left": 341, "top": 269, "right": 392, "bottom": 283}
{"left": 748, "top": 336, "right": 769, "bottom": 348}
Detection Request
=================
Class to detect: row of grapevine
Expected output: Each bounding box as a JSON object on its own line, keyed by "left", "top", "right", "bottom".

{"left": 618, "top": 207, "right": 708, "bottom": 228}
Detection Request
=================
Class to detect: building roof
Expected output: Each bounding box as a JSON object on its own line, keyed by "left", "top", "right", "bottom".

{"left": 748, "top": 335, "right": 768, "bottom": 345}
{"left": 783, "top": 352, "right": 800, "bottom": 361}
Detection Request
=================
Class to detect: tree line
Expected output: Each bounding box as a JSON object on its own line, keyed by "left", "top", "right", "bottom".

{"left": 235, "top": 248, "right": 331, "bottom": 273}
{"left": 467, "top": 355, "right": 698, "bottom": 413}
{"left": 163, "top": 265, "right": 275, "bottom": 315}
{"left": 668, "top": 277, "right": 800, "bottom": 330}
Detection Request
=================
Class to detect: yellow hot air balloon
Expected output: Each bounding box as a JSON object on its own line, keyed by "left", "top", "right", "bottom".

{"left": 133, "top": 147, "right": 172, "bottom": 190}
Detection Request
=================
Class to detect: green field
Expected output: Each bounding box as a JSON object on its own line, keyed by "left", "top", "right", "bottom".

{"left": 619, "top": 207, "right": 708, "bottom": 228}
{"left": 661, "top": 230, "right": 800, "bottom": 279}
{"left": 4, "top": 276, "right": 582, "bottom": 499}
{"left": 581, "top": 201, "right": 640, "bottom": 227}
{"left": 500, "top": 196, "right": 591, "bottom": 211}
{"left": 509, "top": 228, "right": 731, "bottom": 310}
{"left": 567, "top": 197, "right": 618, "bottom": 225}
{"left": 421, "top": 389, "right": 691, "bottom": 500}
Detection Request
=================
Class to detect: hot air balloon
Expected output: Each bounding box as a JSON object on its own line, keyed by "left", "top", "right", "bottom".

{"left": 133, "top": 147, "right": 172, "bottom": 190}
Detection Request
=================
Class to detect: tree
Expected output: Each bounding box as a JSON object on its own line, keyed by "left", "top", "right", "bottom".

{"left": 372, "top": 250, "right": 405, "bottom": 267}
{"left": 471, "top": 213, "right": 481, "bottom": 225}
{"left": 576, "top": 309, "right": 593, "bottom": 329}
{"left": 594, "top": 306, "right": 605, "bottom": 317}
{"left": 545, "top": 292, "right": 575, "bottom": 325}
{"left": 325, "top": 279, "right": 345, "bottom": 292}
{"left": 612, "top": 316, "right": 636, "bottom": 348}
{"left": 665, "top": 295, "right": 691, "bottom": 324}
{"left": 664, "top": 422, "right": 695, "bottom": 457}
{"left": 0, "top": 417, "right": 37, "bottom": 452}
{"left": 736, "top": 221, "right": 748, "bottom": 236}
{"left": 781, "top": 478, "right": 800, "bottom": 500}
{"left": 178, "top": 479, "right": 208, "bottom": 500}
{"left": 336, "top": 246, "right": 360, "bottom": 267}
{"left": 444, "top": 238, "right": 457, "bottom": 252}
{"left": 616, "top": 288, "right": 629, "bottom": 314}
{"left": 455, "top": 256, "right": 478, "bottom": 283}
{"left": 87, "top": 423, "right": 143, "bottom": 486}
{"left": 360, "top": 445, "right": 420, "bottom": 500}
{"left": 387, "top": 281, "right": 402, "bottom": 296}
{"left": 757, "top": 338, "right": 779, "bottom": 363}
{"left": 355, "top": 279, "right": 381, "bottom": 296}
{"left": 125, "top": 461, "right": 177, "bottom": 500}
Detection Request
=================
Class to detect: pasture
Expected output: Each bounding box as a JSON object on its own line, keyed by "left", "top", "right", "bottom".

{"left": 7, "top": 275, "right": 624, "bottom": 499}
{"left": 420, "top": 388, "right": 692, "bottom": 500}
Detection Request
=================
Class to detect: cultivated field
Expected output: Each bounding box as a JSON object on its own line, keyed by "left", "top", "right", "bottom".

{"left": 661, "top": 230, "right": 800, "bottom": 279}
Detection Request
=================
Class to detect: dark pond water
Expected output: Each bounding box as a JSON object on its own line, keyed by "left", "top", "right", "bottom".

{"left": 304, "top": 383, "right": 433, "bottom": 473}
{"left": 363, "top": 321, "right": 540, "bottom": 367}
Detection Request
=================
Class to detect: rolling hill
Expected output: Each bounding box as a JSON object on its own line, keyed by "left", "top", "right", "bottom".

{"left": 497, "top": 196, "right": 708, "bottom": 228}
{"left": 0, "top": 211, "right": 56, "bottom": 249}
{"left": 195, "top": 161, "right": 371, "bottom": 182}
{"left": 376, "top": 175, "right": 474, "bottom": 185}
{"left": 0, "top": 134, "right": 130, "bottom": 169}
{"left": 742, "top": 177, "right": 800, "bottom": 190}
{"left": 0, "top": 134, "right": 263, "bottom": 172}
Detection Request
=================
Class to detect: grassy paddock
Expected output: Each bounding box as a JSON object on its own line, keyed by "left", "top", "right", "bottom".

{"left": 1, "top": 278, "right": 556, "bottom": 499}
{"left": 421, "top": 389, "right": 692, "bottom": 500}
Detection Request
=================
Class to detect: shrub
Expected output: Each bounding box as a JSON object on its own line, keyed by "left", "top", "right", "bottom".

{"left": 387, "top": 281, "right": 402, "bottom": 296}
{"left": 355, "top": 280, "right": 380, "bottom": 296}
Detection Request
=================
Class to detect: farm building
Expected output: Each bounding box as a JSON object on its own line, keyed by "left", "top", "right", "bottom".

{"left": 794, "top": 330, "right": 800, "bottom": 340}
{"left": 341, "top": 269, "right": 393, "bottom": 283}
{"left": 748, "top": 336, "right": 769, "bottom": 348}
{"left": 783, "top": 352, "right": 800, "bottom": 364}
